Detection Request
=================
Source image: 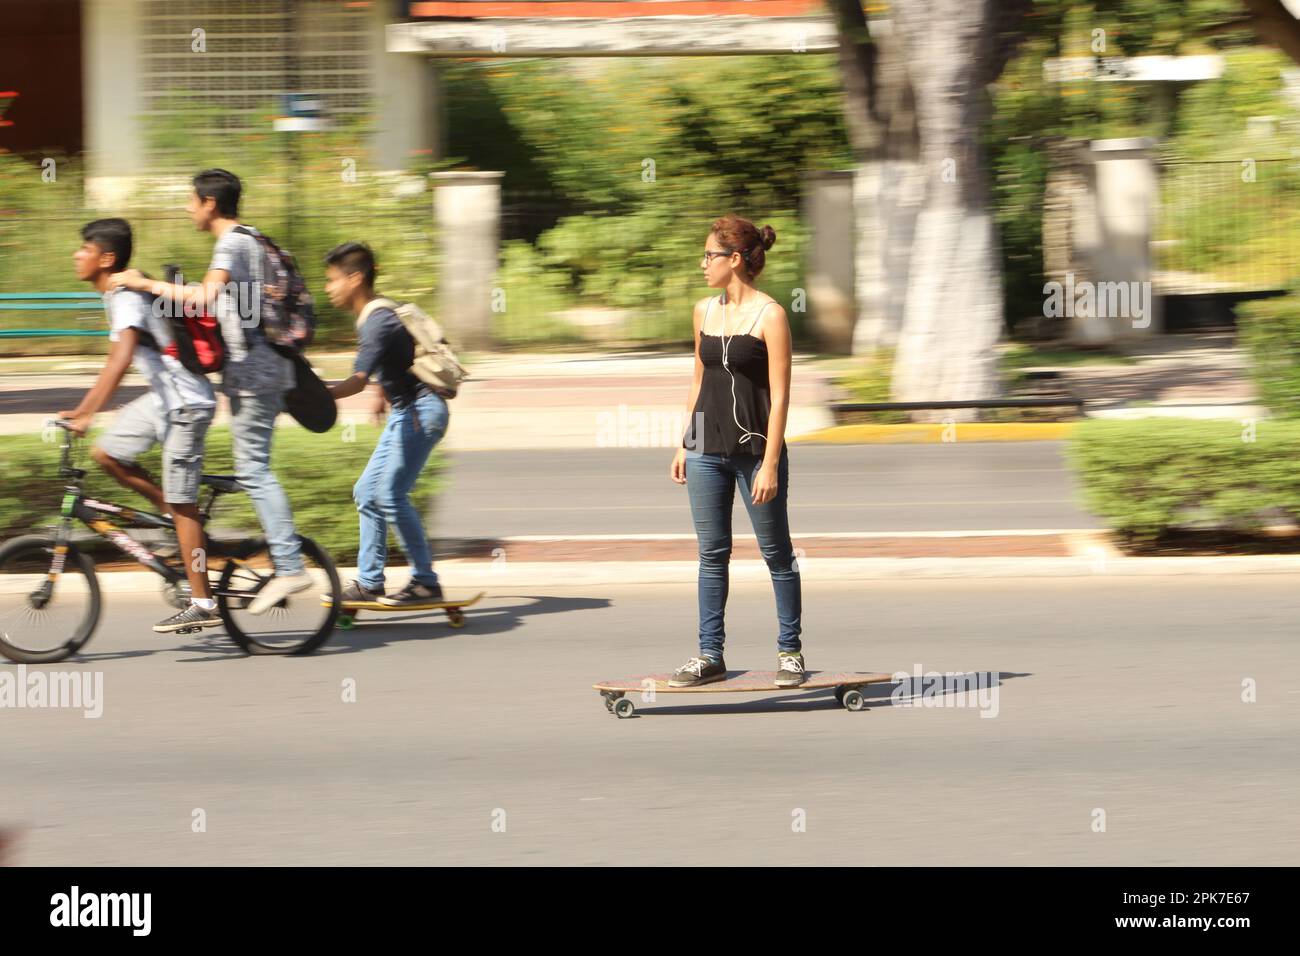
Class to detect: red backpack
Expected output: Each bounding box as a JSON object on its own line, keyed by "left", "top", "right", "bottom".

{"left": 143, "top": 266, "right": 225, "bottom": 374}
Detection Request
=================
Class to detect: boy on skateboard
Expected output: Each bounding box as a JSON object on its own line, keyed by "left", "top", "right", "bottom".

{"left": 323, "top": 242, "right": 450, "bottom": 607}
{"left": 58, "top": 218, "right": 221, "bottom": 633}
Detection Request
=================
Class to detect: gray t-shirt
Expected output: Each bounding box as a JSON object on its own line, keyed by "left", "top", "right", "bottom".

{"left": 209, "top": 224, "right": 294, "bottom": 397}
{"left": 106, "top": 289, "right": 215, "bottom": 412}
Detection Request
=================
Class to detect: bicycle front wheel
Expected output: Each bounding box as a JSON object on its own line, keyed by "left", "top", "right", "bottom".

{"left": 214, "top": 535, "right": 340, "bottom": 655}
{"left": 0, "top": 535, "right": 101, "bottom": 664}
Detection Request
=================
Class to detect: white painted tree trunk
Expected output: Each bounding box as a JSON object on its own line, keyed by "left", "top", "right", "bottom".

{"left": 888, "top": 0, "right": 1010, "bottom": 421}
{"left": 852, "top": 156, "right": 924, "bottom": 354}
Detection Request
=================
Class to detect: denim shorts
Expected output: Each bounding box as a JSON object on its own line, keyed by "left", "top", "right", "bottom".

{"left": 97, "top": 395, "right": 215, "bottom": 504}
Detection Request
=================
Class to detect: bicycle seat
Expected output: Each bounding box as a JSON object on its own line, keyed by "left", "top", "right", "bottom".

{"left": 200, "top": 474, "right": 241, "bottom": 493}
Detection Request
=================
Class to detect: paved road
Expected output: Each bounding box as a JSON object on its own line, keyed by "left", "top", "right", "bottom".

{"left": 431, "top": 443, "right": 1100, "bottom": 538}
{"left": 3, "top": 575, "right": 1294, "bottom": 865}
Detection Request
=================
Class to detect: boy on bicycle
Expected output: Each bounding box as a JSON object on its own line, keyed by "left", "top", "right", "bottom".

{"left": 323, "top": 242, "right": 450, "bottom": 607}
{"left": 58, "top": 218, "right": 221, "bottom": 633}
{"left": 109, "top": 168, "right": 310, "bottom": 615}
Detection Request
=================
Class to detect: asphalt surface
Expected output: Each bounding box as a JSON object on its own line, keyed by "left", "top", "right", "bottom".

{"left": 431, "top": 443, "right": 1100, "bottom": 538}
{"left": 3, "top": 576, "right": 1295, "bottom": 865}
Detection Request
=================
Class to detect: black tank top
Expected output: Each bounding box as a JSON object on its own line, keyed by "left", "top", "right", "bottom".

{"left": 682, "top": 294, "right": 783, "bottom": 457}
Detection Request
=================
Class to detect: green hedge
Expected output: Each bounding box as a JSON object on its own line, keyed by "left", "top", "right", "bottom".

{"left": 1066, "top": 419, "right": 1300, "bottom": 541}
{"left": 0, "top": 424, "right": 444, "bottom": 565}
{"left": 1239, "top": 289, "right": 1300, "bottom": 419}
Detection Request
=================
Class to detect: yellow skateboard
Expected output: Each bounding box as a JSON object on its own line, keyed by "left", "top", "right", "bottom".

{"left": 323, "top": 591, "right": 485, "bottom": 630}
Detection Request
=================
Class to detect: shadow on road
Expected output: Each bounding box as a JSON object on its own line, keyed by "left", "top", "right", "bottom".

{"left": 169, "top": 594, "right": 613, "bottom": 661}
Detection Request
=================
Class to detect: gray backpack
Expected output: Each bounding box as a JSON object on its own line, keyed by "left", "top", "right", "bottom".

{"left": 358, "top": 298, "right": 469, "bottom": 397}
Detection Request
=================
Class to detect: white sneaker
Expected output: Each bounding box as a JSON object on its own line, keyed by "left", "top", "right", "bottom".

{"left": 248, "top": 572, "right": 313, "bottom": 615}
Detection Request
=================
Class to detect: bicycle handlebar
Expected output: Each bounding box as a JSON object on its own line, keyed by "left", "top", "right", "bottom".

{"left": 47, "top": 419, "right": 84, "bottom": 479}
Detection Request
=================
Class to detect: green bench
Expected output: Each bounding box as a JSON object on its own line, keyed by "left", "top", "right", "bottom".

{"left": 0, "top": 293, "right": 108, "bottom": 338}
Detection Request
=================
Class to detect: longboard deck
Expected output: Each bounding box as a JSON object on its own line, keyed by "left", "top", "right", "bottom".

{"left": 595, "top": 670, "right": 892, "bottom": 717}
{"left": 594, "top": 670, "right": 892, "bottom": 693}
{"left": 323, "top": 592, "right": 486, "bottom": 631}
{"left": 322, "top": 591, "right": 485, "bottom": 612}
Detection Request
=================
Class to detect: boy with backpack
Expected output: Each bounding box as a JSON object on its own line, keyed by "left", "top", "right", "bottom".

{"left": 58, "top": 218, "right": 221, "bottom": 633}
{"left": 323, "top": 242, "right": 461, "bottom": 607}
{"left": 110, "top": 168, "right": 313, "bottom": 615}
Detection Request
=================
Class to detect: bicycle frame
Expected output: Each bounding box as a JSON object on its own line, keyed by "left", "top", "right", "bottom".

{"left": 61, "top": 492, "right": 184, "bottom": 582}
{"left": 47, "top": 426, "right": 251, "bottom": 591}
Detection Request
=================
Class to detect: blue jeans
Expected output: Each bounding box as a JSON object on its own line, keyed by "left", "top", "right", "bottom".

{"left": 229, "top": 392, "right": 303, "bottom": 575}
{"left": 354, "top": 392, "right": 448, "bottom": 591}
{"left": 685, "top": 444, "right": 801, "bottom": 659}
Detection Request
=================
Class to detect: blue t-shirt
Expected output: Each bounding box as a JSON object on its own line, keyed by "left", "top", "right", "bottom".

{"left": 354, "top": 305, "right": 427, "bottom": 408}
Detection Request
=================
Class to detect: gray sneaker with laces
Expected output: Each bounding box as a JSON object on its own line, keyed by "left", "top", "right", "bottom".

{"left": 153, "top": 603, "right": 222, "bottom": 633}
{"left": 774, "top": 652, "right": 807, "bottom": 687}
{"left": 668, "top": 655, "right": 727, "bottom": 687}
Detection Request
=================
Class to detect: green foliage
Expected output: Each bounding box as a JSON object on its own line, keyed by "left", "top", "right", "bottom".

{"left": 0, "top": 100, "right": 444, "bottom": 352}
{"left": 990, "top": 0, "right": 1263, "bottom": 330}
{"left": 1169, "top": 47, "right": 1298, "bottom": 159}
{"left": 1067, "top": 418, "right": 1300, "bottom": 540}
{"left": 1240, "top": 289, "right": 1300, "bottom": 418}
{"left": 0, "top": 425, "right": 444, "bottom": 565}
{"left": 833, "top": 349, "right": 909, "bottom": 423}
{"left": 444, "top": 56, "right": 846, "bottom": 344}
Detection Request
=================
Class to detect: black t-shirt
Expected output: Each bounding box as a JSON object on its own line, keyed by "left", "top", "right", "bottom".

{"left": 354, "top": 305, "right": 428, "bottom": 408}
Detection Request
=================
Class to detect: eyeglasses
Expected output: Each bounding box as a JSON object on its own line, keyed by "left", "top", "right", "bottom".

{"left": 701, "top": 250, "right": 732, "bottom": 264}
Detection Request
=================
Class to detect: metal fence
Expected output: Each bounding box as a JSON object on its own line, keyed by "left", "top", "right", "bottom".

{"left": 1156, "top": 158, "right": 1300, "bottom": 295}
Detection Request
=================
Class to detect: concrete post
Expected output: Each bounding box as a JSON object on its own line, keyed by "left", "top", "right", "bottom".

{"left": 1051, "top": 137, "right": 1162, "bottom": 344}
{"left": 431, "top": 170, "right": 503, "bottom": 350}
{"left": 83, "top": 0, "right": 145, "bottom": 210}
{"left": 804, "top": 169, "right": 856, "bottom": 353}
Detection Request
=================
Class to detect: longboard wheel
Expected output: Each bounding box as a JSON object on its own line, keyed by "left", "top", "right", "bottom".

{"left": 613, "top": 698, "right": 636, "bottom": 719}
{"left": 337, "top": 614, "right": 355, "bottom": 630}
{"left": 841, "top": 688, "right": 865, "bottom": 712}
{"left": 446, "top": 608, "right": 465, "bottom": 628}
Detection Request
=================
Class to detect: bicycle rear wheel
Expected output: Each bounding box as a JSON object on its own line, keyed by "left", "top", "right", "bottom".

{"left": 214, "top": 535, "right": 340, "bottom": 655}
{"left": 0, "top": 535, "right": 101, "bottom": 664}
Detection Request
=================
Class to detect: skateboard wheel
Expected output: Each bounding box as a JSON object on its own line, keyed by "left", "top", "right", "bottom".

{"left": 446, "top": 609, "right": 465, "bottom": 628}
{"left": 613, "top": 698, "right": 635, "bottom": 719}
{"left": 337, "top": 614, "right": 354, "bottom": 630}
{"left": 841, "top": 689, "right": 865, "bottom": 712}
{"left": 833, "top": 686, "right": 846, "bottom": 705}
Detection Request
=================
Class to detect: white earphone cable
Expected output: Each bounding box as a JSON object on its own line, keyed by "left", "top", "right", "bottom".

{"left": 720, "top": 292, "right": 766, "bottom": 447}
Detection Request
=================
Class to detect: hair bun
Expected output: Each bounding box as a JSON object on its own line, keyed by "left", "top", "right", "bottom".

{"left": 759, "top": 225, "right": 776, "bottom": 251}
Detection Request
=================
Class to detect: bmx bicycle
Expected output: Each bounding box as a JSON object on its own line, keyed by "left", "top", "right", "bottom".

{"left": 0, "top": 420, "right": 342, "bottom": 663}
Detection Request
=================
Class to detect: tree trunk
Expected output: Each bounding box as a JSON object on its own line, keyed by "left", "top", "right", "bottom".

{"left": 887, "top": 0, "right": 1029, "bottom": 421}
{"left": 827, "top": 1, "right": 920, "bottom": 356}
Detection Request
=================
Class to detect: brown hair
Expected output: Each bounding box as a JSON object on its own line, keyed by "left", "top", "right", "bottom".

{"left": 710, "top": 214, "right": 776, "bottom": 278}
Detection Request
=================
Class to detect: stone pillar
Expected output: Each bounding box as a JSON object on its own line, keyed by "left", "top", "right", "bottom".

{"left": 373, "top": 10, "right": 441, "bottom": 171}
{"left": 804, "top": 169, "right": 856, "bottom": 353}
{"left": 83, "top": 0, "right": 145, "bottom": 210}
{"left": 1087, "top": 137, "right": 1161, "bottom": 339}
{"left": 1048, "top": 137, "right": 1162, "bottom": 344}
{"left": 431, "top": 171, "right": 503, "bottom": 350}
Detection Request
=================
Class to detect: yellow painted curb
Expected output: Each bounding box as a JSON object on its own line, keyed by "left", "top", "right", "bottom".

{"left": 791, "top": 422, "right": 1077, "bottom": 443}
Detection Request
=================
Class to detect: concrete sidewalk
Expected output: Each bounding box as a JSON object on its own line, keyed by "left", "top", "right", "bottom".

{"left": 0, "top": 349, "right": 838, "bottom": 447}
{"left": 0, "top": 333, "right": 1264, "bottom": 446}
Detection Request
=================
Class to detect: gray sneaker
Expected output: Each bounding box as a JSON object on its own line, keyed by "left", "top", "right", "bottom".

{"left": 668, "top": 656, "right": 727, "bottom": 687}
{"left": 330, "top": 580, "right": 383, "bottom": 605}
{"left": 774, "top": 652, "right": 807, "bottom": 687}
{"left": 153, "top": 603, "right": 222, "bottom": 634}
{"left": 377, "top": 581, "right": 444, "bottom": 608}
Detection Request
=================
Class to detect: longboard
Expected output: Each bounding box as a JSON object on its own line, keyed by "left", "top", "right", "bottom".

{"left": 322, "top": 591, "right": 485, "bottom": 630}
{"left": 593, "top": 670, "right": 893, "bottom": 718}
